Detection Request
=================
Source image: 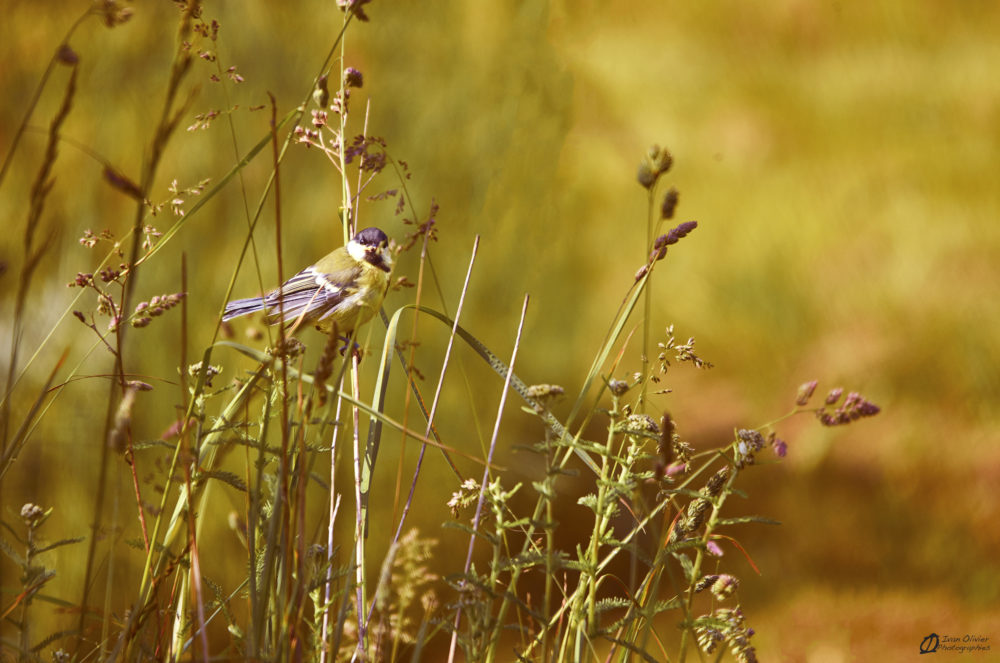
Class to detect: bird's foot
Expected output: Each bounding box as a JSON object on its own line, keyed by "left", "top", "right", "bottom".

{"left": 338, "top": 336, "right": 363, "bottom": 360}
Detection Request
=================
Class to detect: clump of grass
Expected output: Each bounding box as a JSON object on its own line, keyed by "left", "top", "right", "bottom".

{"left": 0, "top": 2, "right": 881, "bottom": 661}
{"left": 427, "top": 147, "right": 880, "bottom": 663}
{"left": 0, "top": 504, "right": 83, "bottom": 660}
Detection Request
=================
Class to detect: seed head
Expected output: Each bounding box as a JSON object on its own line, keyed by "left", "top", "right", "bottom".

{"left": 817, "top": 391, "right": 880, "bottom": 426}
{"left": 770, "top": 435, "right": 787, "bottom": 457}
{"left": 711, "top": 574, "right": 740, "bottom": 600}
{"left": 344, "top": 67, "right": 364, "bottom": 88}
{"left": 188, "top": 362, "right": 222, "bottom": 388}
{"left": 702, "top": 466, "right": 729, "bottom": 497}
{"left": 526, "top": 383, "right": 565, "bottom": 401}
{"left": 735, "top": 429, "right": 765, "bottom": 468}
{"left": 825, "top": 387, "right": 843, "bottom": 405}
{"left": 664, "top": 220, "right": 698, "bottom": 245}
{"left": 608, "top": 379, "right": 629, "bottom": 397}
{"left": 618, "top": 413, "right": 659, "bottom": 437}
{"left": 796, "top": 380, "right": 818, "bottom": 406}
{"left": 683, "top": 497, "right": 711, "bottom": 533}
{"left": 20, "top": 503, "right": 45, "bottom": 525}
{"left": 660, "top": 187, "right": 679, "bottom": 219}
{"left": 637, "top": 144, "right": 673, "bottom": 189}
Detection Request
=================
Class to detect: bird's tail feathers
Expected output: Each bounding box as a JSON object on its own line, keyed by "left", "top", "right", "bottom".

{"left": 222, "top": 296, "right": 267, "bottom": 321}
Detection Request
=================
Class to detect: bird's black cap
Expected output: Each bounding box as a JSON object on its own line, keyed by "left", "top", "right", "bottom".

{"left": 354, "top": 227, "right": 388, "bottom": 247}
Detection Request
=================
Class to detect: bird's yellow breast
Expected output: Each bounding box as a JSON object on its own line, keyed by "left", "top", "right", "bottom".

{"left": 314, "top": 260, "right": 390, "bottom": 335}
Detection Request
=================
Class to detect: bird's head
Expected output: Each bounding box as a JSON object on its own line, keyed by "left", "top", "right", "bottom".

{"left": 348, "top": 227, "right": 393, "bottom": 272}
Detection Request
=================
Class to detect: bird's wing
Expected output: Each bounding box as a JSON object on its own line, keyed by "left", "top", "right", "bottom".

{"left": 265, "top": 263, "right": 363, "bottom": 322}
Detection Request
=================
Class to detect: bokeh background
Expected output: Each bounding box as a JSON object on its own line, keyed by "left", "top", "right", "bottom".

{"left": 1, "top": 1, "right": 998, "bottom": 660}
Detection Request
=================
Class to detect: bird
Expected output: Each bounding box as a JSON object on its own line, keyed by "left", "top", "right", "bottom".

{"left": 222, "top": 226, "right": 393, "bottom": 340}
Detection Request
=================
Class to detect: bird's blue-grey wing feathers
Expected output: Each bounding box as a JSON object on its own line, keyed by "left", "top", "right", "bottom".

{"left": 263, "top": 264, "right": 363, "bottom": 323}
{"left": 222, "top": 295, "right": 267, "bottom": 321}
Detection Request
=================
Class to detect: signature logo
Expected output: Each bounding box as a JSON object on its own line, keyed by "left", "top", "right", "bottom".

{"left": 920, "top": 632, "right": 991, "bottom": 654}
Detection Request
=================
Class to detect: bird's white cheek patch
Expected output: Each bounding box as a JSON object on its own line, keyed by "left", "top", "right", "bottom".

{"left": 347, "top": 240, "right": 366, "bottom": 263}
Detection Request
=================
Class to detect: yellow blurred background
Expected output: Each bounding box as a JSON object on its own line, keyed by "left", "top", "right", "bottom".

{"left": 1, "top": 1, "right": 998, "bottom": 660}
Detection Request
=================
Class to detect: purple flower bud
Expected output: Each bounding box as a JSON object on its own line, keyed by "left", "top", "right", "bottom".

{"left": 796, "top": 380, "right": 818, "bottom": 406}
{"left": 660, "top": 187, "right": 679, "bottom": 219}
{"left": 857, "top": 401, "right": 880, "bottom": 417}
{"left": 771, "top": 437, "right": 787, "bottom": 457}
{"left": 344, "top": 67, "right": 364, "bottom": 88}
{"left": 815, "top": 389, "right": 880, "bottom": 426}
{"left": 665, "top": 220, "right": 698, "bottom": 245}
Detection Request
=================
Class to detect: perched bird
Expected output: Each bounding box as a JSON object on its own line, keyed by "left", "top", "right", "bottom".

{"left": 223, "top": 226, "right": 393, "bottom": 338}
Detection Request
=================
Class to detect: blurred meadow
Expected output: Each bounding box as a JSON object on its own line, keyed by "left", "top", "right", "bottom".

{"left": 1, "top": 1, "right": 999, "bottom": 661}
